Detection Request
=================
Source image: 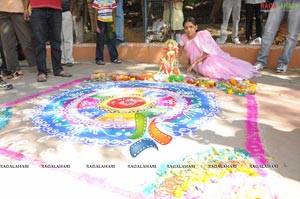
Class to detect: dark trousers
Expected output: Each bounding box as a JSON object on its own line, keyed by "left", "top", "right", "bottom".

{"left": 30, "top": 8, "right": 63, "bottom": 75}
{"left": 0, "top": 12, "right": 36, "bottom": 72}
{"left": 96, "top": 21, "right": 118, "bottom": 62}
{"left": 0, "top": 37, "right": 6, "bottom": 70}
{"left": 245, "top": 3, "right": 263, "bottom": 41}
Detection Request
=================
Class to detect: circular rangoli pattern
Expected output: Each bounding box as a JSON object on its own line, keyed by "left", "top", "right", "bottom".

{"left": 32, "top": 81, "right": 219, "bottom": 146}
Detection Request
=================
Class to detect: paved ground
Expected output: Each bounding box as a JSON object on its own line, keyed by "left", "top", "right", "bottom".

{"left": 0, "top": 60, "right": 300, "bottom": 198}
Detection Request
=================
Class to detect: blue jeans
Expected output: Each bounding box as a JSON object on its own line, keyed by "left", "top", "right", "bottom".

{"left": 257, "top": 0, "right": 300, "bottom": 66}
{"left": 96, "top": 21, "right": 118, "bottom": 62}
{"left": 30, "top": 8, "right": 63, "bottom": 75}
{"left": 116, "top": 0, "right": 124, "bottom": 41}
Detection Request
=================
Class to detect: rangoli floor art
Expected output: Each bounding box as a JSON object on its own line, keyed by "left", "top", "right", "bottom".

{"left": 0, "top": 78, "right": 284, "bottom": 198}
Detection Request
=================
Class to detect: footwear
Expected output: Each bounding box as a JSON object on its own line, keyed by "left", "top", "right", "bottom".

{"left": 276, "top": 63, "right": 288, "bottom": 73}
{"left": 112, "top": 59, "right": 122, "bottom": 64}
{"left": 254, "top": 62, "right": 266, "bottom": 71}
{"left": 1, "top": 69, "right": 12, "bottom": 76}
{"left": 249, "top": 37, "right": 262, "bottom": 45}
{"left": 65, "top": 63, "right": 74, "bottom": 67}
{"left": 7, "top": 69, "right": 23, "bottom": 80}
{"left": 232, "top": 38, "right": 241, "bottom": 45}
{"left": 216, "top": 38, "right": 226, "bottom": 44}
{"left": 37, "top": 73, "right": 47, "bottom": 82}
{"left": 0, "top": 78, "right": 13, "bottom": 90}
{"left": 116, "top": 39, "right": 124, "bottom": 46}
{"left": 96, "top": 60, "right": 105, "bottom": 65}
{"left": 55, "top": 71, "right": 72, "bottom": 77}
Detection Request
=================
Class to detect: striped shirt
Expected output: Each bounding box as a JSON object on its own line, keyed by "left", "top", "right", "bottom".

{"left": 92, "top": 0, "right": 117, "bottom": 22}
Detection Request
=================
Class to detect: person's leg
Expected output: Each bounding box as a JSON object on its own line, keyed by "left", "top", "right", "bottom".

{"left": 87, "top": 0, "right": 96, "bottom": 32}
{"left": 61, "top": 12, "right": 67, "bottom": 65}
{"left": 0, "top": 12, "right": 19, "bottom": 73}
{"left": 0, "top": 36, "right": 7, "bottom": 70}
{"left": 231, "top": 0, "right": 241, "bottom": 41}
{"left": 61, "top": 11, "right": 74, "bottom": 65}
{"left": 95, "top": 21, "right": 106, "bottom": 63}
{"left": 11, "top": 13, "right": 36, "bottom": 68}
{"left": 106, "top": 22, "right": 119, "bottom": 62}
{"left": 48, "top": 9, "right": 64, "bottom": 75}
{"left": 254, "top": 3, "right": 263, "bottom": 38}
{"left": 0, "top": 35, "right": 12, "bottom": 76}
{"left": 30, "top": 8, "right": 49, "bottom": 75}
{"left": 245, "top": 3, "right": 254, "bottom": 42}
{"left": 116, "top": 0, "right": 124, "bottom": 42}
{"left": 256, "top": 2, "right": 286, "bottom": 66}
{"left": 73, "top": 16, "right": 84, "bottom": 43}
{"left": 277, "top": 2, "right": 300, "bottom": 70}
{"left": 217, "top": 0, "right": 233, "bottom": 43}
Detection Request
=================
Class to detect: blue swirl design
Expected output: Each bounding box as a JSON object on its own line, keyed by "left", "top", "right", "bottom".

{"left": 32, "top": 81, "right": 219, "bottom": 146}
{"left": 0, "top": 107, "right": 12, "bottom": 130}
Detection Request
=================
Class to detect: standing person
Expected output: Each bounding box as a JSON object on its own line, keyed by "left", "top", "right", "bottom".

{"left": 93, "top": 0, "right": 121, "bottom": 65}
{"left": 216, "top": 0, "right": 242, "bottom": 44}
{"left": 163, "top": 0, "right": 184, "bottom": 43}
{"left": 71, "top": 0, "right": 85, "bottom": 44}
{"left": 24, "top": 0, "right": 72, "bottom": 82}
{"left": 178, "top": 17, "right": 260, "bottom": 80}
{"left": 115, "top": 0, "right": 124, "bottom": 45}
{"left": 61, "top": 0, "right": 75, "bottom": 67}
{"left": 245, "top": 0, "right": 265, "bottom": 44}
{"left": 254, "top": 0, "right": 300, "bottom": 73}
{"left": 0, "top": 0, "right": 36, "bottom": 79}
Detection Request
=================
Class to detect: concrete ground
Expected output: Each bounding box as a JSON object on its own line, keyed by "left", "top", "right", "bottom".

{"left": 0, "top": 60, "right": 300, "bottom": 198}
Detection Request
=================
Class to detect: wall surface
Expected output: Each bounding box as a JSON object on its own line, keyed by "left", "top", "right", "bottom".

{"left": 48, "top": 43, "right": 300, "bottom": 68}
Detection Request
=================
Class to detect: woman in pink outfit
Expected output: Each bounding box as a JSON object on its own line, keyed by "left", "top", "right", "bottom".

{"left": 178, "top": 17, "right": 260, "bottom": 80}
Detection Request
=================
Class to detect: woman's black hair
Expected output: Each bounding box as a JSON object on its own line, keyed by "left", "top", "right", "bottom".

{"left": 183, "top": 17, "right": 197, "bottom": 27}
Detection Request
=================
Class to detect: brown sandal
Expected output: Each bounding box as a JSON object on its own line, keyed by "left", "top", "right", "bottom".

{"left": 37, "top": 74, "right": 47, "bottom": 82}
{"left": 7, "top": 69, "right": 23, "bottom": 80}
{"left": 55, "top": 71, "right": 72, "bottom": 77}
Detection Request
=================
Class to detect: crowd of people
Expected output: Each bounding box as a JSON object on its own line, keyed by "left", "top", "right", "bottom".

{"left": 0, "top": 0, "right": 124, "bottom": 90}
{"left": 0, "top": 0, "right": 299, "bottom": 91}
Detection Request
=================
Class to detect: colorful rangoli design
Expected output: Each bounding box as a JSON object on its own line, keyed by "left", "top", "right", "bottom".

{"left": 0, "top": 107, "right": 12, "bottom": 130}
{"left": 143, "top": 147, "right": 278, "bottom": 199}
{"left": 32, "top": 81, "right": 219, "bottom": 154}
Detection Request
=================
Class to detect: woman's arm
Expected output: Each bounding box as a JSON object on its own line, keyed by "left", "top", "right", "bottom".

{"left": 186, "top": 52, "right": 207, "bottom": 73}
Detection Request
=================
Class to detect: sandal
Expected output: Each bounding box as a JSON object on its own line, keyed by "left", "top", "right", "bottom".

{"left": 112, "top": 59, "right": 122, "bottom": 64}
{"left": 55, "top": 71, "right": 72, "bottom": 77}
{"left": 7, "top": 69, "right": 23, "bottom": 80}
{"left": 37, "top": 73, "right": 47, "bottom": 82}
